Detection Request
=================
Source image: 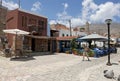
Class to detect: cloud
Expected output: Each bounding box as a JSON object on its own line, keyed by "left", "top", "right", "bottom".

{"left": 50, "top": 0, "right": 120, "bottom": 27}
{"left": 57, "top": 3, "right": 71, "bottom": 20}
{"left": 49, "top": 20, "right": 57, "bottom": 25}
{"left": 62, "top": 3, "right": 68, "bottom": 10}
{"left": 82, "top": 0, "right": 98, "bottom": 20}
{"left": 71, "top": 18, "right": 85, "bottom": 27}
{"left": 57, "top": 11, "right": 72, "bottom": 20}
{"left": 90, "top": 2, "right": 120, "bottom": 22}
{"left": 2, "top": 0, "right": 19, "bottom": 10}
{"left": 49, "top": 3, "right": 72, "bottom": 27}
{"left": 31, "top": 1, "right": 41, "bottom": 12}
{"left": 81, "top": 0, "right": 120, "bottom": 23}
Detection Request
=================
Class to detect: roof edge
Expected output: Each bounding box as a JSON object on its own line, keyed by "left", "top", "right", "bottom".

{"left": 16, "top": 8, "right": 47, "bottom": 18}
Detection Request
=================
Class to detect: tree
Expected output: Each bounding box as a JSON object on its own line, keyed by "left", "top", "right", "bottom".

{"left": 70, "top": 38, "right": 77, "bottom": 50}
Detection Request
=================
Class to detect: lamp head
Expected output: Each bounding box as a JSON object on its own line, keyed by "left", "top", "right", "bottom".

{"left": 105, "top": 19, "right": 112, "bottom": 25}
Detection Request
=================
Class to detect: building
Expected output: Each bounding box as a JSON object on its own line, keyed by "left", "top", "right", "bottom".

{"left": 6, "top": 8, "right": 56, "bottom": 52}
{"left": 0, "top": 5, "right": 7, "bottom": 36}
{"left": 50, "top": 24, "right": 84, "bottom": 52}
{"left": 50, "top": 23, "right": 84, "bottom": 37}
{"left": 6, "top": 8, "right": 47, "bottom": 36}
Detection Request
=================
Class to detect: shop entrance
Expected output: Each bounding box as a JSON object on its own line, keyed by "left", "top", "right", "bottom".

{"left": 31, "top": 38, "right": 35, "bottom": 51}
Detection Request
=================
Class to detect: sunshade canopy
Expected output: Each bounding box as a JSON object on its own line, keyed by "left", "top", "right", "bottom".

{"left": 3, "top": 29, "right": 29, "bottom": 35}
{"left": 78, "top": 34, "right": 108, "bottom": 41}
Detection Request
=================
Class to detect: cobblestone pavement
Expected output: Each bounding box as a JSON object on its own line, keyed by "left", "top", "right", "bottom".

{"left": 0, "top": 49, "right": 120, "bottom": 81}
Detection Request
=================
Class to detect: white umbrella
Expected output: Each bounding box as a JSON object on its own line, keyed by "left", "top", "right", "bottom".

{"left": 79, "top": 34, "right": 108, "bottom": 41}
{"left": 3, "top": 29, "right": 29, "bottom": 35}
{"left": 79, "top": 34, "right": 108, "bottom": 48}
{"left": 3, "top": 29, "right": 30, "bottom": 57}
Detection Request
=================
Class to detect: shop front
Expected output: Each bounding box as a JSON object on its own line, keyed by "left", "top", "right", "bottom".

{"left": 23, "top": 35, "right": 56, "bottom": 53}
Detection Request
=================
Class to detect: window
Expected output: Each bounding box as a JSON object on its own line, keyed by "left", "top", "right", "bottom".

{"left": 62, "top": 34, "right": 64, "bottom": 37}
{"left": 25, "top": 16, "right": 27, "bottom": 26}
{"left": 38, "top": 20, "right": 44, "bottom": 30}
{"left": 22, "top": 16, "right": 27, "bottom": 27}
{"left": 65, "top": 42, "right": 70, "bottom": 48}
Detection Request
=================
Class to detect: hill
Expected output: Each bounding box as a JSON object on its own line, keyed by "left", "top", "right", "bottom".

{"left": 80, "top": 23, "right": 120, "bottom": 37}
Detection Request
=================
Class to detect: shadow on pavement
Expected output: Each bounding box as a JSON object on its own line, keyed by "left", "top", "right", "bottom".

{"left": 111, "top": 63, "right": 119, "bottom": 65}
{"left": 30, "top": 52, "right": 56, "bottom": 56}
{"left": 10, "top": 56, "right": 36, "bottom": 61}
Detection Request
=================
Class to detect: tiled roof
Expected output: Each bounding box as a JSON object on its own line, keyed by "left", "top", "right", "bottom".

{"left": 25, "top": 35, "right": 56, "bottom": 39}
{"left": 50, "top": 24, "right": 69, "bottom": 30}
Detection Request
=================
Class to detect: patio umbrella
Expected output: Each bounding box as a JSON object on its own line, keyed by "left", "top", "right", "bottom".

{"left": 78, "top": 34, "right": 108, "bottom": 48}
{"left": 3, "top": 29, "right": 29, "bottom": 35}
{"left": 78, "top": 34, "right": 108, "bottom": 41}
{"left": 3, "top": 29, "right": 30, "bottom": 57}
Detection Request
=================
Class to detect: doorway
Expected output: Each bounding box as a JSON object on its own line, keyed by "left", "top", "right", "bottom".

{"left": 32, "top": 38, "right": 35, "bottom": 51}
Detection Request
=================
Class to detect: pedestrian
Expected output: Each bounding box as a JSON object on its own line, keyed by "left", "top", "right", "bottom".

{"left": 82, "top": 44, "right": 90, "bottom": 61}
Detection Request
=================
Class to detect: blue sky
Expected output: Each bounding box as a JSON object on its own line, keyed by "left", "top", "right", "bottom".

{"left": 2, "top": 0, "right": 120, "bottom": 27}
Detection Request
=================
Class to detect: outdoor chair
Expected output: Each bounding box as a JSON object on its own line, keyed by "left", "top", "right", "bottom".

{"left": 2, "top": 47, "right": 16, "bottom": 57}
{"left": 3, "top": 48, "right": 11, "bottom": 57}
{"left": 93, "top": 48, "right": 105, "bottom": 58}
{"left": 110, "top": 47, "right": 117, "bottom": 53}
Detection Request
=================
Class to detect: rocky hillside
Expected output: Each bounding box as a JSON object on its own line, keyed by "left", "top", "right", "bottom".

{"left": 81, "top": 23, "right": 120, "bottom": 37}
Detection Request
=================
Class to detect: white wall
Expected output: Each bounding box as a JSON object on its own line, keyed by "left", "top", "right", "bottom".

{"left": 58, "top": 29, "right": 86, "bottom": 37}
{"left": 47, "top": 24, "right": 50, "bottom": 37}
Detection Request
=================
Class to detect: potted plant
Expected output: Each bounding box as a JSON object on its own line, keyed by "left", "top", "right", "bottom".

{"left": 70, "top": 38, "right": 78, "bottom": 55}
{"left": 65, "top": 50, "right": 70, "bottom": 54}
{"left": 72, "top": 48, "right": 78, "bottom": 55}
{"left": 88, "top": 49, "right": 94, "bottom": 57}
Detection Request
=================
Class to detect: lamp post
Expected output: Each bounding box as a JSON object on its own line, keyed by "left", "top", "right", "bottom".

{"left": 105, "top": 19, "right": 112, "bottom": 66}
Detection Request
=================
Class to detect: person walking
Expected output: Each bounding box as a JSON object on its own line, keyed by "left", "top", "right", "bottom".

{"left": 82, "top": 44, "right": 90, "bottom": 61}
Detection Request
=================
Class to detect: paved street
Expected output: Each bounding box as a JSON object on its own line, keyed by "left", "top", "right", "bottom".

{"left": 0, "top": 48, "right": 120, "bottom": 81}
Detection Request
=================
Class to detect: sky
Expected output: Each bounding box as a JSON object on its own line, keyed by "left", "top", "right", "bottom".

{"left": 1, "top": 0, "right": 120, "bottom": 27}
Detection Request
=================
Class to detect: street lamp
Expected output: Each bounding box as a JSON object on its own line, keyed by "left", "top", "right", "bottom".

{"left": 105, "top": 19, "right": 112, "bottom": 66}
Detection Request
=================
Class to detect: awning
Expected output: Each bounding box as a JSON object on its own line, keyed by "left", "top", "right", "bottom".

{"left": 78, "top": 34, "right": 108, "bottom": 41}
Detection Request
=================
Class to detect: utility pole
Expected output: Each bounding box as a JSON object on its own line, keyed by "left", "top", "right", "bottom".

{"left": 69, "top": 19, "right": 72, "bottom": 36}
{"left": 0, "top": 0, "right": 2, "bottom": 23}
{"left": 18, "top": 0, "right": 20, "bottom": 8}
{"left": 86, "top": 21, "right": 90, "bottom": 35}
{"left": 0, "top": 0, "right": 2, "bottom": 6}
{"left": 119, "top": 32, "right": 120, "bottom": 38}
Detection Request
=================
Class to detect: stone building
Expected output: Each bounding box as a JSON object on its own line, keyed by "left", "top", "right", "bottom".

{"left": 0, "top": 5, "right": 7, "bottom": 36}
{"left": 6, "top": 8, "right": 56, "bottom": 53}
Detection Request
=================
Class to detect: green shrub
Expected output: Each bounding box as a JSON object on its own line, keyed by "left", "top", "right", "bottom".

{"left": 77, "top": 50, "right": 83, "bottom": 56}
{"left": 70, "top": 38, "right": 77, "bottom": 50}
{"left": 65, "top": 50, "right": 70, "bottom": 54}
{"left": 88, "top": 50, "right": 94, "bottom": 57}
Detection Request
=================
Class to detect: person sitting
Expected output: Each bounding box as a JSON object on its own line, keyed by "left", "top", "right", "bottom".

{"left": 4, "top": 44, "right": 12, "bottom": 57}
